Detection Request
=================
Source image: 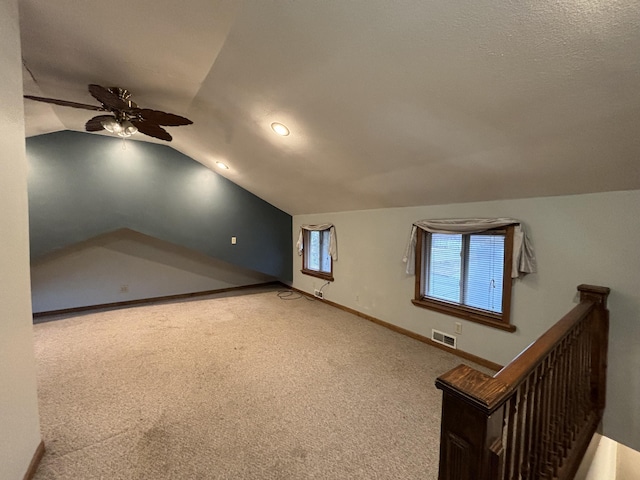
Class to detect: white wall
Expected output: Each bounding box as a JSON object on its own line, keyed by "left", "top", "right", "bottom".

{"left": 0, "top": 0, "right": 43, "bottom": 477}
{"left": 31, "top": 229, "right": 276, "bottom": 313}
{"left": 293, "top": 189, "right": 640, "bottom": 451}
{"left": 617, "top": 441, "right": 640, "bottom": 480}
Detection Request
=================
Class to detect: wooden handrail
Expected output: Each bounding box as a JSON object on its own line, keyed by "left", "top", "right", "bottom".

{"left": 435, "top": 284, "right": 610, "bottom": 480}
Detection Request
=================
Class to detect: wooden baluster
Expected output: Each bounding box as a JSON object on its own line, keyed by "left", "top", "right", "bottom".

{"left": 522, "top": 370, "right": 536, "bottom": 480}
{"left": 554, "top": 345, "right": 565, "bottom": 474}
{"left": 580, "top": 319, "right": 591, "bottom": 423}
{"left": 564, "top": 330, "right": 575, "bottom": 451}
{"left": 568, "top": 327, "right": 581, "bottom": 458}
{"left": 576, "top": 325, "right": 585, "bottom": 430}
{"left": 572, "top": 327, "right": 581, "bottom": 441}
{"left": 539, "top": 357, "right": 551, "bottom": 479}
{"left": 577, "top": 321, "right": 587, "bottom": 429}
{"left": 561, "top": 334, "right": 572, "bottom": 457}
{"left": 554, "top": 336, "right": 569, "bottom": 473}
{"left": 502, "top": 393, "right": 517, "bottom": 479}
{"left": 545, "top": 357, "right": 556, "bottom": 478}
{"left": 558, "top": 331, "right": 575, "bottom": 471}
{"left": 568, "top": 329, "right": 577, "bottom": 440}
{"left": 575, "top": 320, "right": 584, "bottom": 423}
{"left": 548, "top": 346, "right": 562, "bottom": 477}
{"left": 517, "top": 381, "right": 526, "bottom": 480}
{"left": 529, "top": 372, "right": 540, "bottom": 475}
{"left": 528, "top": 362, "right": 544, "bottom": 477}
{"left": 511, "top": 381, "right": 528, "bottom": 479}
{"left": 540, "top": 356, "right": 554, "bottom": 479}
{"left": 535, "top": 363, "right": 547, "bottom": 478}
{"left": 514, "top": 373, "right": 535, "bottom": 480}
{"left": 580, "top": 319, "right": 592, "bottom": 428}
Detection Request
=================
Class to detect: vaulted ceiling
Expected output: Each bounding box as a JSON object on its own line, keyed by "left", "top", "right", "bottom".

{"left": 19, "top": 0, "right": 640, "bottom": 215}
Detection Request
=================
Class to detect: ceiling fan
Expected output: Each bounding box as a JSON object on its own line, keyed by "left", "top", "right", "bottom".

{"left": 24, "top": 84, "right": 192, "bottom": 141}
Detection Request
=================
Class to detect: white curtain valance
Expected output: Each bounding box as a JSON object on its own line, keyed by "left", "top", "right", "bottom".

{"left": 402, "top": 218, "right": 536, "bottom": 278}
{"left": 296, "top": 224, "right": 338, "bottom": 261}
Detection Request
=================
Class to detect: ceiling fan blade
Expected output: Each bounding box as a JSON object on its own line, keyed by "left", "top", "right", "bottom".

{"left": 88, "top": 84, "right": 130, "bottom": 111}
{"left": 85, "top": 115, "right": 116, "bottom": 132}
{"left": 24, "top": 95, "right": 104, "bottom": 111}
{"left": 131, "top": 120, "right": 172, "bottom": 141}
{"left": 137, "top": 108, "right": 193, "bottom": 126}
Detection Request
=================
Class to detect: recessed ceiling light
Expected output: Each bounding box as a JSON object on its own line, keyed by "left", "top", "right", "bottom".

{"left": 271, "top": 122, "right": 290, "bottom": 136}
{"left": 215, "top": 161, "right": 229, "bottom": 170}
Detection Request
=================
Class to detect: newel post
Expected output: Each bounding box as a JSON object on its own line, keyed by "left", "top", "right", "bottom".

{"left": 435, "top": 365, "right": 509, "bottom": 480}
{"left": 578, "top": 284, "right": 610, "bottom": 413}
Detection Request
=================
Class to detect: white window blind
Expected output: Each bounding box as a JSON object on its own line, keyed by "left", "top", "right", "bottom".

{"left": 422, "top": 231, "right": 505, "bottom": 313}
{"left": 427, "top": 234, "right": 462, "bottom": 303}
{"left": 464, "top": 233, "right": 504, "bottom": 313}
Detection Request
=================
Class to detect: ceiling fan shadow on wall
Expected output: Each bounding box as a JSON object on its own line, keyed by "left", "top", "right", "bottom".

{"left": 24, "top": 84, "right": 192, "bottom": 142}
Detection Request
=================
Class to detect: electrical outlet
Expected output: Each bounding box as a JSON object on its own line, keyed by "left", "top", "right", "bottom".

{"left": 231, "top": 236, "right": 237, "bottom": 244}
{"left": 454, "top": 322, "right": 462, "bottom": 335}
{"left": 314, "top": 289, "right": 324, "bottom": 299}
{"left": 120, "top": 285, "right": 129, "bottom": 293}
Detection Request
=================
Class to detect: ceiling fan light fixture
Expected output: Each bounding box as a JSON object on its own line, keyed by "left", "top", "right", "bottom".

{"left": 101, "top": 117, "right": 120, "bottom": 133}
{"left": 271, "top": 122, "right": 290, "bottom": 136}
{"left": 101, "top": 118, "right": 137, "bottom": 137}
{"left": 119, "top": 120, "right": 138, "bottom": 138}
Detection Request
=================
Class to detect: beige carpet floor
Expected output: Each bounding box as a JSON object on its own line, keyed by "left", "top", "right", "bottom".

{"left": 32, "top": 286, "right": 492, "bottom": 479}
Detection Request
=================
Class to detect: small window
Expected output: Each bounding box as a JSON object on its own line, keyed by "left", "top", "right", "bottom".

{"left": 412, "top": 226, "right": 515, "bottom": 331}
{"left": 302, "top": 228, "right": 334, "bottom": 281}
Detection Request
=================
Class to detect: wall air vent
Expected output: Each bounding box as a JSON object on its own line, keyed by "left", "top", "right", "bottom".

{"left": 431, "top": 329, "right": 457, "bottom": 349}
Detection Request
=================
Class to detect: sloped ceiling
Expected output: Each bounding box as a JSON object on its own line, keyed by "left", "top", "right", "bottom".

{"left": 19, "top": 0, "right": 640, "bottom": 215}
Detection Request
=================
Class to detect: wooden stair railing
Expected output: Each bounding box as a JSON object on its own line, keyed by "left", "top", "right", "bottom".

{"left": 435, "top": 284, "right": 610, "bottom": 480}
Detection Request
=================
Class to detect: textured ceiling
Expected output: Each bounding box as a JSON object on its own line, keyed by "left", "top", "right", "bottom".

{"left": 19, "top": 0, "right": 640, "bottom": 215}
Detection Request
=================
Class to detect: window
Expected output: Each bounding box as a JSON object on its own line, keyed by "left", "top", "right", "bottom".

{"left": 412, "top": 226, "right": 515, "bottom": 331}
{"left": 301, "top": 228, "right": 334, "bottom": 281}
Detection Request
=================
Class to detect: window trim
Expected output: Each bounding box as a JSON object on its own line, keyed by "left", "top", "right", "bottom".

{"left": 412, "top": 226, "right": 515, "bottom": 332}
{"left": 301, "top": 228, "right": 334, "bottom": 282}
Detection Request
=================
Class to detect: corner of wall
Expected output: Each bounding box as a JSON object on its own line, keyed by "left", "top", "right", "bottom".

{"left": 0, "top": 0, "right": 43, "bottom": 478}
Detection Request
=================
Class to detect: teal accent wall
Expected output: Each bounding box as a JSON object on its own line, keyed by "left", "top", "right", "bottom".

{"left": 27, "top": 131, "right": 292, "bottom": 281}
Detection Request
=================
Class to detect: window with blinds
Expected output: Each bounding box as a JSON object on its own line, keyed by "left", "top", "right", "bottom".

{"left": 302, "top": 228, "right": 334, "bottom": 281}
{"left": 413, "top": 226, "right": 514, "bottom": 331}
